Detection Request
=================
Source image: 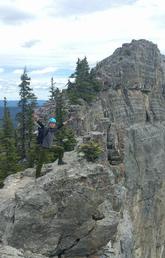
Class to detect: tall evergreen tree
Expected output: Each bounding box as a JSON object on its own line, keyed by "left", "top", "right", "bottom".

{"left": 49, "top": 78, "right": 61, "bottom": 119}
{"left": 54, "top": 87, "right": 62, "bottom": 126}
{"left": 53, "top": 88, "right": 76, "bottom": 152}
{"left": 0, "top": 97, "right": 20, "bottom": 186}
{"left": 67, "top": 57, "right": 101, "bottom": 103}
{"left": 49, "top": 77, "right": 56, "bottom": 101}
{"left": 76, "top": 56, "right": 90, "bottom": 81}
{"left": 16, "top": 67, "right": 37, "bottom": 161}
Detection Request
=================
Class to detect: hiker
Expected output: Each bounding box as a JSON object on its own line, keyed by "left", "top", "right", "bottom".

{"left": 33, "top": 114, "right": 72, "bottom": 178}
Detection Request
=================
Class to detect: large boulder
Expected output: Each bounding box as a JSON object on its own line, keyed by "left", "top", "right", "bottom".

{"left": 0, "top": 151, "right": 119, "bottom": 257}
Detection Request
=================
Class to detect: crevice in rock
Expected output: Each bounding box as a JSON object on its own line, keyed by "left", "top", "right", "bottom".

{"left": 146, "top": 111, "right": 151, "bottom": 123}
{"left": 49, "top": 224, "right": 96, "bottom": 257}
{"left": 11, "top": 205, "right": 16, "bottom": 224}
{"left": 132, "top": 130, "right": 141, "bottom": 175}
{"left": 92, "top": 212, "right": 105, "bottom": 221}
{"left": 120, "top": 240, "right": 124, "bottom": 254}
{"left": 49, "top": 238, "right": 80, "bottom": 257}
{"left": 50, "top": 238, "right": 80, "bottom": 258}
{"left": 122, "top": 88, "right": 134, "bottom": 113}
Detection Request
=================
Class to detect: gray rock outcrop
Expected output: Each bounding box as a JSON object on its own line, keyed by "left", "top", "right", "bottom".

{"left": 66, "top": 39, "right": 165, "bottom": 258}
{"left": 0, "top": 152, "right": 119, "bottom": 257}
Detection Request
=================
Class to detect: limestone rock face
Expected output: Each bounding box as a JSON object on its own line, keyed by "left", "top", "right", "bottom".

{"left": 124, "top": 124, "right": 165, "bottom": 258}
{"left": 96, "top": 39, "right": 164, "bottom": 92}
{"left": 65, "top": 40, "right": 165, "bottom": 258}
{"left": 0, "top": 152, "right": 119, "bottom": 257}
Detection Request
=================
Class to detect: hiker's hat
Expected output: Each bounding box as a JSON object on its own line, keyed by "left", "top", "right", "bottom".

{"left": 49, "top": 117, "right": 56, "bottom": 123}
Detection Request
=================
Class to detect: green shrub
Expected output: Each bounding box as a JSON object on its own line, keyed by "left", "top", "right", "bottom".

{"left": 78, "top": 140, "right": 102, "bottom": 162}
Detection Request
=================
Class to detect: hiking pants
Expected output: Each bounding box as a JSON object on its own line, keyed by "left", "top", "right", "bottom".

{"left": 36, "top": 145, "right": 64, "bottom": 178}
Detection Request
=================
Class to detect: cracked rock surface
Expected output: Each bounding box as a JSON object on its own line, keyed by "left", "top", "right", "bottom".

{"left": 0, "top": 151, "right": 119, "bottom": 257}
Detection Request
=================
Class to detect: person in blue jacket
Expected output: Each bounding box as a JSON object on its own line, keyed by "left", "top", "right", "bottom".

{"left": 34, "top": 115, "right": 71, "bottom": 178}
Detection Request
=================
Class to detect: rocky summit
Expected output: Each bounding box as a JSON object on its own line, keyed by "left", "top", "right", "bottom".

{"left": 0, "top": 39, "right": 165, "bottom": 258}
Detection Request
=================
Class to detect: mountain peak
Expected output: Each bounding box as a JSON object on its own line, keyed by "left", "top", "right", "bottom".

{"left": 96, "top": 38, "right": 163, "bottom": 92}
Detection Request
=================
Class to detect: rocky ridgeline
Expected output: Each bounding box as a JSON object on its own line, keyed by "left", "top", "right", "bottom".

{"left": 0, "top": 39, "right": 165, "bottom": 258}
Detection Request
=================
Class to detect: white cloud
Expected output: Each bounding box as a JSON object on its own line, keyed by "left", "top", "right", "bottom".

{"left": 0, "top": 78, "right": 20, "bottom": 99}
{"left": 0, "top": 4, "right": 35, "bottom": 25}
{"left": 13, "top": 69, "right": 24, "bottom": 74}
{"left": 69, "top": 78, "right": 75, "bottom": 83}
{"left": 30, "top": 77, "right": 67, "bottom": 99}
{"left": 22, "top": 39, "right": 41, "bottom": 48}
{"left": 0, "top": 68, "right": 4, "bottom": 73}
{"left": 30, "top": 67, "right": 58, "bottom": 75}
{"left": 0, "top": 0, "right": 165, "bottom": 99}
{"left": 48, "top": 0, "right": 136, "bottom": 16}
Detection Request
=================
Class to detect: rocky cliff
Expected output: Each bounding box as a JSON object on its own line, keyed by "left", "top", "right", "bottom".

{"left": 0, "top": 39, "right": 165, "bottom": 258}
{"left": 68, "top": 39, "right": 165, "bottom": 258}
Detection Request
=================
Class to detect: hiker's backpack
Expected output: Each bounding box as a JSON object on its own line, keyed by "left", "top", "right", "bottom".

{"left": 37, "top": 127, "right": 48, "bottom": 144}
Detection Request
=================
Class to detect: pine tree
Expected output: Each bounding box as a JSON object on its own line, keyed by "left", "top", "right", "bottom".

{"left": 49, "top": 78, "right": 62, "bottom": 120}
{"left": 67, "top": 57, "right": 101, "bottom": 103}
{"left": 55, "top": 88, "right": 63, "bottom": 126}
{"left": 53, "top": 88, "right": 76, "bottom": 151}
{"left": 0, "top": 97, "right": 20, "bottom": 186}
{"left": 67, "top": 79, "right": 79, "bottom": 104}
{"left": 49, "top": 77, "right": 56, "bottom": 101}
{"left": 76, "top": 56, "right": 90, "bottom": 81}
{"left": 16, "top": 67, "right": 37, "bottom": 161}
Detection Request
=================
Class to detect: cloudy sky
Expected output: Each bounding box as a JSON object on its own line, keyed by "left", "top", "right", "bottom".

{"left": 0, "top": 0, "right": 165, "bottom": 99}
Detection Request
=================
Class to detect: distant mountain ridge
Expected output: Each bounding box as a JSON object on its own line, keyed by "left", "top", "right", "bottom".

{"left": 0, "top": 100, "right": 46, "bottom": 107}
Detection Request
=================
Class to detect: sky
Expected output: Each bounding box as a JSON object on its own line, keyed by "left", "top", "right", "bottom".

{"left": 0, "top": 0, "right": 165, "bottom": 100}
